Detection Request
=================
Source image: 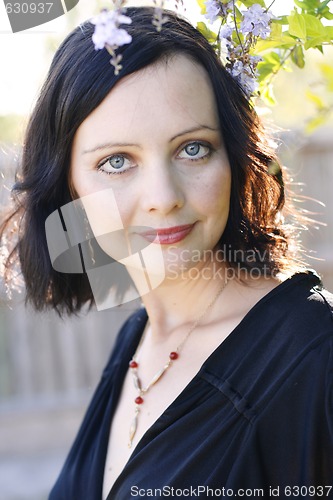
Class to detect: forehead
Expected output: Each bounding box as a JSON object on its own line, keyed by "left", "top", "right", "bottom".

{"left": 73, "top": 54, "right": 219, "bottom": 147}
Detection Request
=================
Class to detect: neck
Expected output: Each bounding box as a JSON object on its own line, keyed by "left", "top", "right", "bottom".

{"left": 133, "top": 258, "right": 230, "bottom": 340}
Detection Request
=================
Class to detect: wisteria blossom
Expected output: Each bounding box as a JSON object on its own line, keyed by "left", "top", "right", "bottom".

{"left": 237, "top": 70, "right": 258, "bottom": 95}
{"left": 205, "top": 0, "right": 234, "bottom": 23}
{"left": 230, "top": 60, "right": 244, "bottom": 78}
{"left": 202, "top": 1, "right": 272, "bottom": 96}
{"left": 240, "top": 3, "right": 272, "bottom": 39}
{"left": 219, "top": 23, "right": 233, "bottom": 41}
{"left": 90, "top": 0, "right": 273, "bottom": 97}
{"left": 219, "top": 24, "right": 234, "bottom": 45}
{"left": 91, "top": 9, "right": 132, "bottom": 50}
{"left": 228, "top": 54, "right": 262, "bottom": 96}
{"left": 152, "top": 6, "right": 169, "bottom": 32}
{"left": 204, "top": 0, "right": 220, "bottom": 24}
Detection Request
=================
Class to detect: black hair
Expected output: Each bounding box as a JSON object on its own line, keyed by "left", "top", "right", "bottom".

{"left": 1, "top": 6, "right": 304, "bottom": 314}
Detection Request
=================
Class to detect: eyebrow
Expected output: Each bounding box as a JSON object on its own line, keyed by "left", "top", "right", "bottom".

{"left": 82, "top": 142, "right": 142, "bottom": 155}
{"left": 170, "top": 125, "right": 220, "bottom": 142}
{"left": 82, "top": 125, "right": 220, "bottom": 155}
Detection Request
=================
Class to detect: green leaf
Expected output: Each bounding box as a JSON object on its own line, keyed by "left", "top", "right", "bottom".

{"left": 271, "top": 22, "right": 283, "bottom": 38}
{"left": 294, "top": 0, "right": 319, "bottom": 13}
{"left": 196, "top": 0, "right": 207, "bottom": 15}
{"left": 238, "top": 0, "right": 265, "bottom": 7}
{"left": 304, "top": 36, "right": 326, "bottom": 49}
{"left": 288, "top": 11, "right": 307, "bottom": 40}
{"left": 257, "top": 62, "right": 275, "bottom": 81}
{"left": 322, "top": 9, "right": 333, "bottom": 20}
{"left": 324, "top": 26, "right": 333, "bottom": 39}
{"left": 318, "top": 0, "right": 332, "bottom": 14}
{"left": 255, "top": 37, "right": 296, "bottom": 52}
{"left": 319, "top": 63, "right": 333, "bottom": 91}
{"left": 291, "top": 45, "right": 305, "bottom": 68}
{"left": 259, "top": 84, "right": 276, "bottom": 106}
{"left": 274, "top": 16, "right": 290, "bottom": 25}
{"left": 233, "top": 5, "right": 243, "bottom": 22}
{"left": 263, "top": 51, "right": 281, "bottom": 66}
{"left": 257, "top": 53, "right": 282, "bottom": 82}
{"left": 306, "top": 114, "right": 327, "bottom": 133}
{"left": 255, "top": 23, "right": 296, "bottom": 52}
{"left": 196, "top": 22, "right": 218, "bottom": 44}
{"left": 293, "top": 0, "right": 305, "bottom": 10}
{"left": 305, "top": 89, "right": 325, "bottom": 109}
{"left": 303, "top": 14, "right": 326, "bottom": 37}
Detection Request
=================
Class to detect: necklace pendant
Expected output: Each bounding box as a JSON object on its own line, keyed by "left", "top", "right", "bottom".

{"left": 126, "top": 279, "right": 229, "bottom": 448}
{"left": 148, "top": 362, "right": 171, "bottom": 388}
{"left": 132, "top": 372, "right": 142, "bottom": 391}
{"left": 128, "top": 407, "right": 140, "bottom": 448}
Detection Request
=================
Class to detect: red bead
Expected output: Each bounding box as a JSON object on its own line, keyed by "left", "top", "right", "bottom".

{"left": 169, "top": 351, "right": 179, "bottom": 360}
{"left": 135, "top": 396, "right": 144, "bottom": 405}
{"left": 129, "top": 360, "right": 138, "bottom": 369}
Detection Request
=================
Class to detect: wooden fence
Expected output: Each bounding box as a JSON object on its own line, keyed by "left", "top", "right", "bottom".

{"left": 280, "top": 128, "right": 333, "bottom": 288}
{"left": 0, "top": 300, "right": 138, "bottom": 405}
{"left": 0, "top": 129, "right": 332, "bottom": 468}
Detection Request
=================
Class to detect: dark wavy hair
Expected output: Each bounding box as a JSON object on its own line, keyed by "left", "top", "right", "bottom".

{"left": 1, "top": 6, "right": 305, "bottom": 314}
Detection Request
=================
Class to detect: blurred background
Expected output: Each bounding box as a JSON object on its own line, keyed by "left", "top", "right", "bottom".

{"left": 0, "top": 0, "right": 332, "bottom": 499}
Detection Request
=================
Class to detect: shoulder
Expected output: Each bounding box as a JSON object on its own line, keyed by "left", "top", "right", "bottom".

{"left": 260, "top": 271, "right": 333, "bottom": 375}
{"left": 259, "top": 270, "right": 333, "bottom": 342}
{"left": 295, "top": 270, "right": 333, "bottom": 325}
{"left": 215, "top": 271, "right": 333, "bottom": 400}
{"left": 309, "top": 283, "right": 333, "bottom": 314}
{"left": 243, "top": 273, "right": 332, "bottom": 413}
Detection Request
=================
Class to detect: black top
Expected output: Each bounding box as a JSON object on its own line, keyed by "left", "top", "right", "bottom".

{"left": 49, "top": 272, "right": 333, "bottom": 500}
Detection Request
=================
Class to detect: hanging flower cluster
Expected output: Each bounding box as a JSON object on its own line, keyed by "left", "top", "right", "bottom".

{"left": 91, "top": 0, "right": 273, "bottom": 95}
{"left": 92, "top": 0, "right": 172, "bottom": 74}
{"left": 152, "top": 0, "right": 169, "bottom": 32}
{"left": 203, "top": 0, "right": 273, "bottom": 96}
{"left": 91, "top": 0, "right": 133, "bottom": 75}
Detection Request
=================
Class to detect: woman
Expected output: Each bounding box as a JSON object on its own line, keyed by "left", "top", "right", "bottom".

{"left": 1, "top": 6, "right": 333, "bottom": 500}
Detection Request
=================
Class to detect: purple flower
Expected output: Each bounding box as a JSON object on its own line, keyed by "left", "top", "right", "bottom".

{"left": 91, "top": 9, "right": 132, "bottom": 50}
{"left": 240, "top": 3, "right": 272, "bottom": 39}
{"left": 219, "top": 24, "right": 233, "bottom": 41}
{"left": 220, "top": 1, "right": 234, "bottom": 17}
{"left": 227, "top": 57, "right": 260, "bottom": 97}
{"left": 231, "top": 60, "right": 244, "bottom": 78}
{"left": 204, "top": 0, "right": 220, "bottom": 23}
{"left": 238, "top": 70, "right": 258, "bottom": 95}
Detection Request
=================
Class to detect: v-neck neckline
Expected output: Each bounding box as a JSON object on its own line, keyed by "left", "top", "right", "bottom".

{"left": 106, "top": 271, "right": 320, "bottom": 499}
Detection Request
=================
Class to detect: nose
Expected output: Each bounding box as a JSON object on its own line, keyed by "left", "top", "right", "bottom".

{"left": 140, "top": 159, "right": 185, "bottom": 215}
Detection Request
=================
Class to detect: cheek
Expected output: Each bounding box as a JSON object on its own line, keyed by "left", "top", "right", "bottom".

{"left": 70, "top": 164, "right": 129, "bottom": 229}
{"left": 197, "top": 165, "right": 231, "bottom": 219}
{"left": 68, "top": 179, "right": 131, "bottom": 261}
{"left": 84, "top": 190, "right": 126, "bottom": 260}
{"left": 69, "top": 149, "right": 135, "bottom": 261}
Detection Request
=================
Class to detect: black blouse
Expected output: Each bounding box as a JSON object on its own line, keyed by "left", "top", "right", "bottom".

{"left": 49, "top": 272, "right": 333, "bottom": 499}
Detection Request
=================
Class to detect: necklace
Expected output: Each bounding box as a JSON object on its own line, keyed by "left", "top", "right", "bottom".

{"left": 128, "top": 278, "right": 229, "bottom": 448}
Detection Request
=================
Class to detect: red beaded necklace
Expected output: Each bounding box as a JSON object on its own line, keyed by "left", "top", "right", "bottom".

{"left": 128, "top": 279, "right": 229, "bottom": 448}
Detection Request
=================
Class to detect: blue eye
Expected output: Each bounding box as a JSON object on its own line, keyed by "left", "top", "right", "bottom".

{"left": 109, "top": 155, "right": 125, "bottom": 169}
{"left": 97, "top": 154, "right": 134, "bottom": 175}
{"left": 185, "top": 143, "right": 201, "bottom": 156}
{"left": 178, "top": 141, "right": 212, "bottom": 161}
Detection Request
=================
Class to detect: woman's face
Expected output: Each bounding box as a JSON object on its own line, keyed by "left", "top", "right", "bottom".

{"left": 70, "top": 55, "right": 231, "bottom": 281}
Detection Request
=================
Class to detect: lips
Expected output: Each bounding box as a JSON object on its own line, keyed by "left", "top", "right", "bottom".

{"left": 140, "top": 223, "right": 195, "bottom": 244}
